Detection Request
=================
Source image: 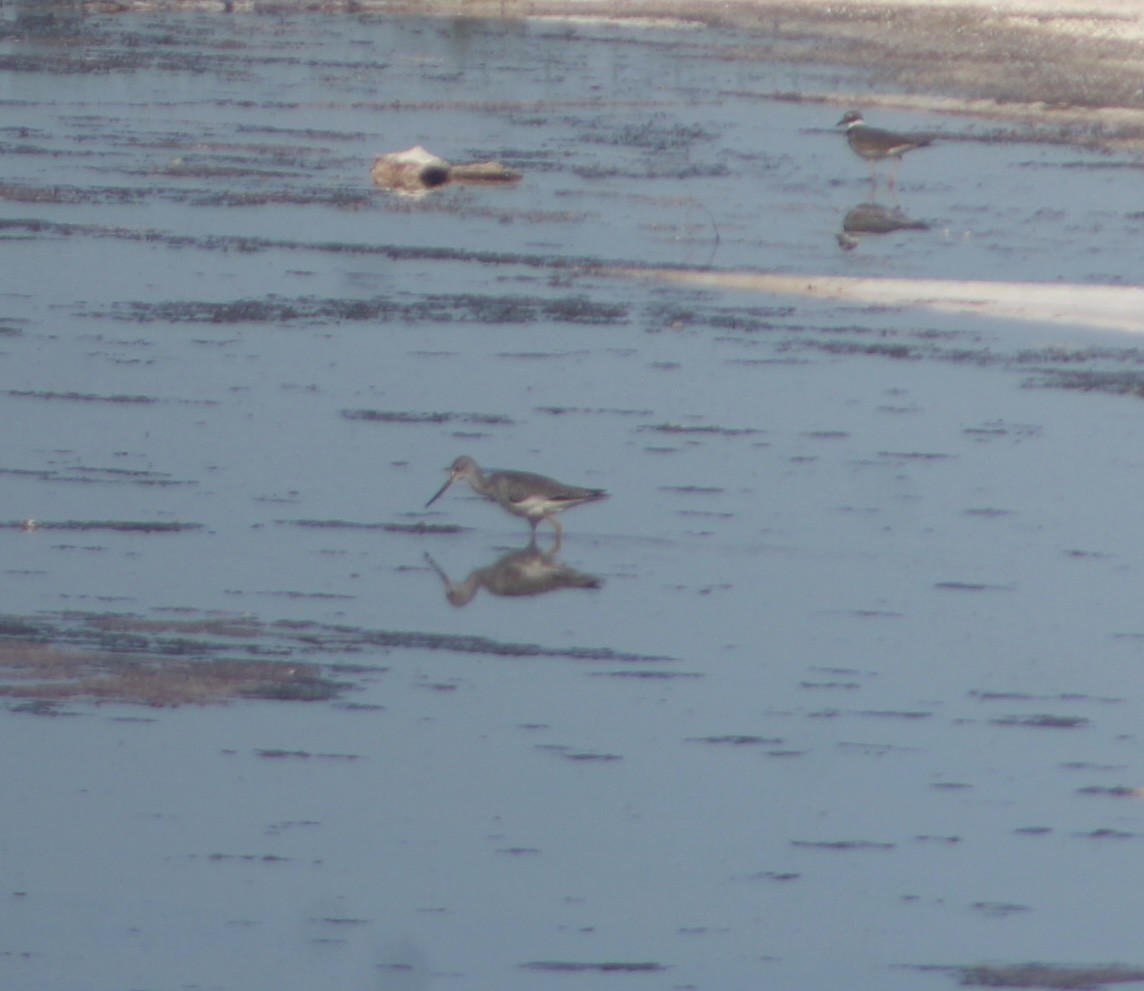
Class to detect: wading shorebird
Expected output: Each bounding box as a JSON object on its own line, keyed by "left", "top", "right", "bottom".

{"left": 424, "top": 455, "right": 607, "bottom": 538}
{"left": 837, "top": 110, "right": 933, "bottom": 187}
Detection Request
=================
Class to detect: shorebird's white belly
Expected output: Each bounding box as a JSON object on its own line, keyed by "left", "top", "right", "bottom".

{"left": 510, "top": 494, "right": 560, "bottom": 518}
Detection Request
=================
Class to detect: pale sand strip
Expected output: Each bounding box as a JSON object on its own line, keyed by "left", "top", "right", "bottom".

{"left": 606, "top": 268, "right": 1144, "bottom": 333}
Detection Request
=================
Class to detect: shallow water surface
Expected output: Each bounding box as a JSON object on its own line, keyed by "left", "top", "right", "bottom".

{"left": 2, "top": 6, "right": 1144, "bottom": 991}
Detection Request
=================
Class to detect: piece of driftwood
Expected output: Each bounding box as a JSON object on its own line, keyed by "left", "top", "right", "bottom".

{"left": 370, "top": 145, "right": 521, "bottom": 194}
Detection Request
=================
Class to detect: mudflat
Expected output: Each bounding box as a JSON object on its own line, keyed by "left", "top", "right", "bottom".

{"left": 294, "top": 0, "right": 1144, "bottom": 134}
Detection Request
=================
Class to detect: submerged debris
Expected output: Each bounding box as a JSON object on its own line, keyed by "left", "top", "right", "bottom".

{"left": 370, "top": 145, "right": 521, "bottom": 195}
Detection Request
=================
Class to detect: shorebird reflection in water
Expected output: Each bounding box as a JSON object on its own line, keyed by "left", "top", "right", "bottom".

{"left": 837, "top": 201, "right": 930, "bottom": 250}
{"left": 424, "top": 544, "right": 602, "bottom": 607}
{"left": 837, "top": 110, "right": 933, "bottom": 188}
{"left": 424, "top": 455, "right": 607, "bottom": 537}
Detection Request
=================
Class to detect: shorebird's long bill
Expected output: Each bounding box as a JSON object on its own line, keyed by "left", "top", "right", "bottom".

{"left": 425, "top": 477, "right": 454, "bottom": 508}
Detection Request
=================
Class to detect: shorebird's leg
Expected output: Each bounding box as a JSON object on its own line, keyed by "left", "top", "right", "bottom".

{"left": 548, "top": 515, "right": 564, "bottom": 541}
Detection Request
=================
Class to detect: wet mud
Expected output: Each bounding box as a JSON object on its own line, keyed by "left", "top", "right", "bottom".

{"left": 0, "top": 610, "right": 667, "bottom": 708}
{"left": 0, "top": 614, "right": 356, "bottom": 706}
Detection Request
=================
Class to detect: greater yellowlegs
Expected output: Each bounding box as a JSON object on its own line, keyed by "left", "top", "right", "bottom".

{"left": 424, "top": 455, "right": 607, "bottom": 538}
{"left": 837, "top": 111, "right": 932, "bottom": 187}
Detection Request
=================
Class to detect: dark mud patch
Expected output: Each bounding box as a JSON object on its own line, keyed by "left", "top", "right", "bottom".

{"left": 972, "top": 902, "right": 1032, "bottom": 918}
{"left": 957, "top": 963, "right": 1144, "bottom": 988}
{"left": 277, "top": 518, "right": 466, "bottom": 535}
{"left": 535, "top": 744, "right": 623, "bottom": 762}
{"left": 688, "top": 734, "right": 784, "bottom": 745}
{"left": 963, "top": 421, "right": 1043, "bottom": 441}
{"left": 0, "top": 612, "right": 668, "bottom": 711}
{"left": 189, "top": 188, "right": 373, "bottom": 209}
{"left": 99, "top": 293, "right": 629, "bottom": 327}
{"left": 934, "top": 581, "right": 1012, "bottom": 592}
{"left": 0, "top": 639, "right": 351, "bottom": 708}
{"left": 836, "top": 741, "right": 920, "bottom": 756}
{"left": 4, "top": 389, "right": 161, "bottom": 405}
{"left": 790, "top": 839, "right": 895, "bottom": 851}
{"left": 661, "top": 485, "right": 724, "bottom": 494}
{"left": 1075, "top": 785, "right": 1144, "bottom": 798}
{"left": 1076, "top": 829, "right": 1138, "bottom": 841}
{"left": 969, "top": 690, "right": 1120, "bottom": 704}
{"left": 0, "top": 183, "right": 151, "bottom": 205}
{"left": 521, "top": 961, "right": 667, "bottom": 973}
{"left": 740, "top": 869, "right": 801, "bottom": 882}
{"left": 1060, "top": 762, "right": 1129, "bottom": 772}
{"left": 641, "top": 422, "right": 762, "bottom": 437}
{"left": 1026, "top": 369, "right": 1144, "bottom": 401}
{"left": 254, "top": 748, "right": 361, "bottom": 760}
{"left": 290, "top": 623, "right": 666, "bottom": 662}
{"left": 202, "top": 852, "right": 293, "bottom": 865}
{"left": 989, "top": 715, "right": 1090, "bottom": 730}
{"left": 708, "top": 306, "right": 1144, "bottom": 399}
{"left": 807, "top": 708, "right": 933, "bottom": 720}
{"left": 1, "top": 519, "right": 201, "bottom": 533}
{"left": 590, "top": 669, "right": 702, "bottom": 679}
{"left": 802, "top": 430, "right": 851, "bottom": 440}
{"left": 879, "top": 450, "right": 955, "bottom": 462}
{"left": 0, "top": 619, "right": 662, "bottom": 708}
{"left": 0, "top": 466, "right": 194, "bottom": 487}
{"left": 341, "top": 409, "right": 514, "bottom": 426}
{"left": 573, "top": 161, "right": 728, "bottom": 181}
{"left": 536, "top": 406, "right": 653, "bottom": 417}
{"left": 0, "top": 218, "right": 620, "bottom": 274}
